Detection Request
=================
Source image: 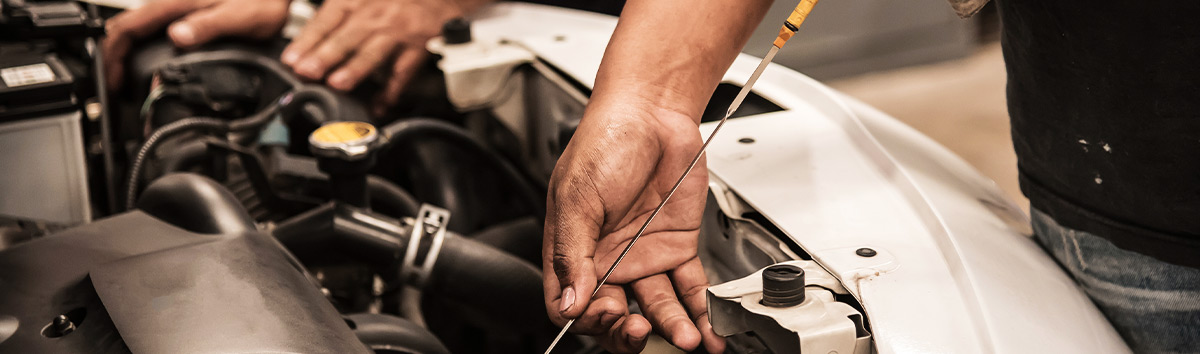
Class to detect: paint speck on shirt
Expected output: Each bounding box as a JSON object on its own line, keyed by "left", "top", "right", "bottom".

{"left": 1103, "top": 143, "right": 1111, "bottom": 152}
{"left": 1078, "top": 139, "right": 1088, "bottom": 144}
{"left": 1094, "top": 175, "right": 1103, "bottom": 184}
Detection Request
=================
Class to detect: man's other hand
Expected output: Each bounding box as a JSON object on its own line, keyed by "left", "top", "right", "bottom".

{"left": 103, "top": 0, "right": 291, "bottom": 91}
{"left": 279, "top": 0, "right": 464, "bottom": 116}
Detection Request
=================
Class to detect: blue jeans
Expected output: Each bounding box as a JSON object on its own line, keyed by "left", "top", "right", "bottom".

{"left": 1032, "top": 209, "right": 1200, "bottom": 353}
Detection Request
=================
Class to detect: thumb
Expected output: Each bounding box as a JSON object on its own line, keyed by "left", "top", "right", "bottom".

{"left": 544, "top": 178, "right": 603, "bottom": 321}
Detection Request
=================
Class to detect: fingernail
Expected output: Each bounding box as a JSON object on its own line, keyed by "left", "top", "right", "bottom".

{"left": 328, "top": 71, "right": 350, "bottom": 90}
{"left": 281, "top": 50, "right": 300, "bottom": 65}
{"left": 168, "top": 23, "right": 195, "bottom": 46}
{"left": 559, "top": 286, "right": 575, "bottom": 313}
{"left": 298, "top": 58, "right": 322, "bottom": 78}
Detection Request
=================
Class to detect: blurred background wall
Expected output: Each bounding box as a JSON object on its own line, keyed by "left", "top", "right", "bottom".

{"left": 758, "top": 1, "right": 1024, "bottom": 209}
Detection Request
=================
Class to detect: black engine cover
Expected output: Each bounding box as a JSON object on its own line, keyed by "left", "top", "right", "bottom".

{"left": 0, "top": 175, "right": 370, "bottom": 353}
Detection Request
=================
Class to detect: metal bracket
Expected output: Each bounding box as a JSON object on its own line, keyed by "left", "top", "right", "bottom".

{"left": 708, "top": 260, "right": 871, "bottom": 354}
{"left": 400, "top": 204, "right": 451, "bottom": 287}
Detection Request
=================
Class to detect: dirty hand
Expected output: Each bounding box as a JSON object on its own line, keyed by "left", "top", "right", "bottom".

{"left": 103, "top": 0, "right": 291, "bottom": 91}
{"left": 543, "top": 95, "right": 725, "bottom": 353}
{"left": 280, "top": 0, "right": 466, "bottom": 116}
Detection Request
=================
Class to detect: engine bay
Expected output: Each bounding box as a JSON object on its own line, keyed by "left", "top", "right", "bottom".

{"left": 3, "top": 2, "right": 1131, "bottom": 353}
{"left": 0, "top": 2, "right": 862, "bottom": 353}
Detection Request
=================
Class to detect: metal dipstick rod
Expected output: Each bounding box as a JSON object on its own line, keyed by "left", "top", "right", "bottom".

{"left": 544, "top": 1, "right": 819, "bottom": 352}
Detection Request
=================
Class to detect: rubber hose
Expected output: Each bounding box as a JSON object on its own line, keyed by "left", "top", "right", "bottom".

{"left": 227, "top": 97, "right": 285, "bottom": 132}
{"left": 345, "top": 313, "right": 450, "bottom": 354}
{"left": 425, "top": 233, "right": 550, "bottom": 332}
{"left": 157, "top": 139, "right": 209, "bottom": 174}
{"left": 166, "top": 50, "right": 303, "bottom": 88}
{"left": 382, "top": 119, "right": 544, "bottom": 218}
{"left": 129, "top": 94, "right": 293, "bottom": 211}
{"left": 367, "top": 176, "right": 421, "bottom": 217}
{"left": 135, "top": 173, "right": 256, "bottom": 235}
{"left": 125, "top": 118, "right": 229, "bottom": 210}
{"left": 470, "top": 217, "right": 542, "bottom": 265}
{"left": 280, "top": 85, "right": 343, "bottom": 126}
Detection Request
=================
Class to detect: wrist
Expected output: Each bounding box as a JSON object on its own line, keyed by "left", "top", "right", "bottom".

{"left": 579, "top": 91, "right": 701, "bottom": 154}
{"left": 589, "top": 86, "right": 703, "bottom": 128}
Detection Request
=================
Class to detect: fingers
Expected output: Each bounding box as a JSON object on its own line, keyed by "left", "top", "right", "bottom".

{"left": 168, "top": 0, "right": 288, "bottom": 48}
{"left": 631, "top": 274, "right": 702, "bottom": 351}
{"left": 282, "top": 5, "right": 348, "bottom": 66}
{"left": 326, "top": 35, "right": 393, "bottom": 90}
{"left": 569, "top": 284, "right": 628, "bottom": 335}
{"left": 103, "top": 24, "right": 130, "bottom": 91}
{"left": 599, "top": 314, "right": 652, "bottom": 353}
{"left": 292, "top": 20, "right": 372, "bottom": 80}
{"left": 110, "top": 0, "right": 206, "bottom": 39}
{"left": 103, "top": 0, "right": 290, "bottom": 90}
{"left": 103, "top": 0, "right": 205, "bottom": 90}
{"left": 672, "top": 257, "right": 725, "bottom": 353}
{"left": 372, "top": 48, "right": 427, "bottom": 116}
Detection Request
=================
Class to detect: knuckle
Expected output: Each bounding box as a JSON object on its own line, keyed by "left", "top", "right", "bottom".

{"left": 682, "top": 283, "right": 708, "bottom": 299}
{"left": 104, "top": 18, "right": 123, "bottom": 34}
{"left": 551, "top": 253, "right": 573, "bottom": 273}
{"left": 640, "top": 296, "right": 674, "bottom": 314}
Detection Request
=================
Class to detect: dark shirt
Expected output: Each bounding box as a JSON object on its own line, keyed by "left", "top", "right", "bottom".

{"left": 998, "top": 0, "right": 1200, "bottom": 267}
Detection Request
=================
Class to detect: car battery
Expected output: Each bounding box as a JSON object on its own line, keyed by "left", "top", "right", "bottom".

{"left": 0, "top": 50, "right": 91, "bottom": 224}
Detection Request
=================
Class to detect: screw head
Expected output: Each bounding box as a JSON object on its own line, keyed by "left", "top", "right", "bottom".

{"left": 855, "top": 247, "right": 877, "bottom": 257}
{"left": 42, "top": 315, "right": 75, "bottom": 338}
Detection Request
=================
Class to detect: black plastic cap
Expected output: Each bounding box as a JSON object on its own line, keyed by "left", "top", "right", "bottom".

{"left": 443, "top": 18, "right": 472, "bottom": 45}
{"left": 761, "top": 264, "right": 806, "bottom": 307}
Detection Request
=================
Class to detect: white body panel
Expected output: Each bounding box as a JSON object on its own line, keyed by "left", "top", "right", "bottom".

{"left": 464, "top": 3, "right": 1129, "bottom": 352}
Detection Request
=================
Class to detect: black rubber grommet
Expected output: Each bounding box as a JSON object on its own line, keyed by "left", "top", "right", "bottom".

{"left": 761, "top": 264, "right": 806, "bottom": 307}
{"left": 443, "top": 18, "right": 472, "bottom": 45}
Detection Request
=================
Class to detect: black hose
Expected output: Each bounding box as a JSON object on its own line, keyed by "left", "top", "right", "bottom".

{"left": 470, "top": 217, "right": 542, "bottom": 265}
{"left": 367, "top": 176, "right": 421, "bottom": 217}
{"left": 166, "top": 50, "right": 303, "bottom": 88}
{"left": 128, "top": 94, "right": 292, "bottom": 211}
{"left": 344, "top": 313, "right": 450, "bottom": 354}
{"left": 135, "top": 173, "right": 256, "bottom": 234}
{"left": 280, "top": 84, "right": 343, "bottom": 126}
{"left": 275, "top": 205, "right": 551, "bottom": 334}
{"left": 228, "top": 97, "right": 286, "bottom": 131}
{"left": 125, "top": 118, "right": 230, "bottom": 210}
{"left": 382, "top": 119, "right": 545, "bottom": 218}
{"left": 425, "top": 233, "right": 551, "bottom": 333}
{"left": 158, "top": 138, "right": 210, "bottom": 173}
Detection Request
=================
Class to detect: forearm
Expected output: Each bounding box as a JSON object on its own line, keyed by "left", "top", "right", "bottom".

{"left": 447, "top": 0, "right": 496, "bottom": 16}
{"left": 590, "top": 0, "right": 774, "bottom": 123}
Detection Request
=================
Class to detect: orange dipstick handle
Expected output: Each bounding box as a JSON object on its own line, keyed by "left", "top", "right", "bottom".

{"left": 773, "top": 0, "right": 820, "bottom": 48}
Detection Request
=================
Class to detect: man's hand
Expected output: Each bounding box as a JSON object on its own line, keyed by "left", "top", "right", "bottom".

{"left": 279, "top": 0, "right": 465, "bottom": 115}
{"left": 103, "top": 0, "right": 291, "bottom": 91}
{"left": 542, "top": 0, "right": 771, "bottom": 351}
{"left": 543, "top": 96, "right": 724, "bottom": 353}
